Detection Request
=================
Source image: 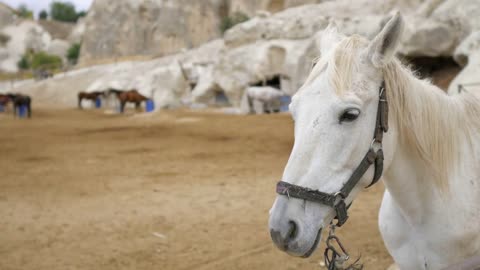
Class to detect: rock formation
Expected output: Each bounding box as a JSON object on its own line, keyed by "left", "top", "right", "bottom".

{"left": 0, "top": 3, "right": 16, "bottom": 29}
{"left": 37, "top": 20, "right": 75, "bottom": 40}
{"left": 78, "top": 0, "right": 319, "bottom": 65}
{"left": 0, "top": 20, "right": 77, "bottom": 72}
{"left": 0, "top": 3, "right": 80, "bottom": 72}
{"left": 68, "top": 18, "right": 86, "bottom": 44}
{"left": 0, "top": 21, "right": 52, "bottom": 72}
{"left": 399, "top": 0, "right": 479, "bottom": 57}
{"left": 79, "top": 0, "right": 227, "bottom": 65}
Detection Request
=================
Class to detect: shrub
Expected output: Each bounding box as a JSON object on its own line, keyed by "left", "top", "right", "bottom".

{"left": 17, "top": 4, "right": 33, "bottom": 19}
{"left": 220, "top": 12, "right": 249, "bottom": 34}
{"left": 39, "top": 10, "right": 48, "bottom": 20}
{"left": 17, "top": 55, "right": 30, "bottom": 70}
{"left": 30, "top": 52, "right": 63, "bottom": 70}
{"left": 66, "top": 43, "right": 81, "bottom": 65}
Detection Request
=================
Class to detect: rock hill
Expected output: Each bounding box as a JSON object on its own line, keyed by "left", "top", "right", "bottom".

{"left": 79, "top": 0, "right": 322, "bottom": 65}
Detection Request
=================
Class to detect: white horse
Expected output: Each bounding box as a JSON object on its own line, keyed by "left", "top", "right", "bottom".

{"left": 269, "top": 13, "right": 480, "bottom": 270}
{"left": 246, "top": 86, "right": 285, "bottom": 114}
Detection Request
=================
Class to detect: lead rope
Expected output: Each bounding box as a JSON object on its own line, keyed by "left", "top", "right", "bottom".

{"left": 324, "top": 224, "right": 363, "bottom": 270}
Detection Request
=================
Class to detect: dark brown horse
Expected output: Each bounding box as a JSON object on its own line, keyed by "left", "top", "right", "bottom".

{"left": 78, "top": 91, "right": 104, "bottom": 109}
{"left": 0, "top": 94, "right": 11, "bottom": 110}
{"left": 8, "top": 93, "right": 32, "bottom": 118}
{"left": 118, "top": 89, "right": 148, "bottom": 113}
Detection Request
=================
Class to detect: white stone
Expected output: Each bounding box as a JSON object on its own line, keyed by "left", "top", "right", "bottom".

{"left": 448, "top": 32, "right": 480, "bottom": 95}
{"left": 453, "top": 31, "right": 480, "bottom": 67}
{"left": 0, "top": 21, "right": 52, "bottom": 72}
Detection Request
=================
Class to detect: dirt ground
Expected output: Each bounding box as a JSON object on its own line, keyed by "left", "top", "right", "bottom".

{"left": 0, "top": 108, "right": 392, "bottom": 270}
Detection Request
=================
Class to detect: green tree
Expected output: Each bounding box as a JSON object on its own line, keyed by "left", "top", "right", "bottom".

{"left": 17, "top": 4, "right": 33, "bottom": 19}
{"left": 31, "top": 52, "right": 63, "bottom": 70}
{"left": 220, "top": 12, "right": 249, "bottom": 34}
{"left": 50, "top": 1, "right": 78, "bottom": 22}
{"left": 39, "top": 10, "right": 48, "bottom": 20}
{"left": 17, "top": 55, "right": 30, "bottom": 70}
{"left": 66, "top": 43, "right": 81, "bottom": 65}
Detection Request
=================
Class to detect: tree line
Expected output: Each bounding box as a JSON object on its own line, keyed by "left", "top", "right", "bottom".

{"left": 18, "top": 1, "right": 87, "bottom": 23}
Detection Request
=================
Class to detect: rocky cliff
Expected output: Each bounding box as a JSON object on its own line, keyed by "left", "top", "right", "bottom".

{"left": 79, "top": 0, "right": 227, "bottom": 65}
{"left": 79, "top": 0, "right": 316, "bottom": 65}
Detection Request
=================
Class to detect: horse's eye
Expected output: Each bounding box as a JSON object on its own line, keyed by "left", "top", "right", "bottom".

{"left": 339, "top": 108, "right": 360, "bottom": 123}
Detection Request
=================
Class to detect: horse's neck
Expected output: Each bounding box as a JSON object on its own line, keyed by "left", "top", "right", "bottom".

{"left": 384, "top": 136, "right": 480, "bottom": 243}
{"left": 383, "top": 143, "right": 441, "bottom": 225}
{"left": 383, "top": 73, "right": 480, "bottom": 226}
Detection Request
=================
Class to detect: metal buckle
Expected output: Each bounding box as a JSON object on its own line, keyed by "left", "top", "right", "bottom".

{"left": 370, "top": 139, "right": 382, "bottom": 152}
{"left": 333, "top": 191, "right": 345, "bottom": 199}
{"left": 379, "top": 86, "right": 385, "bottom": 98}
{"left": 334, "top": 199, "right": 348, "bottom": 227}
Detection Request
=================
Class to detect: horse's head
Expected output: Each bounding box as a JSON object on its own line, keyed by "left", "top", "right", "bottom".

{"left": 269, "top": 13, "right": 404, "bottom": 257}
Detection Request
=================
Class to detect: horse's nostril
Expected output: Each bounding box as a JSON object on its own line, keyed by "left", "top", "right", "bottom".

{"left": 287, "top": 220, "right": 297, "bottom": 240}
{"left": 270, "top": 221, "right": 299, "bottom": 251}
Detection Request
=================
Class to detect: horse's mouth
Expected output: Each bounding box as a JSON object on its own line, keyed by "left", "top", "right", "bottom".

{"left": 301, "top": 228, "right": 322, "bottom": 258}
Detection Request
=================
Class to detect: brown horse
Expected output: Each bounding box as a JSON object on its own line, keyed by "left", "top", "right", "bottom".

{"left": 0, "top": 94, "right": 11, "bottom": 110}
{"left": 78, "top": 91, "right": 104, "bottom": 109}
{"left": 118, "top": 90, "right": 148, "bottom": 113}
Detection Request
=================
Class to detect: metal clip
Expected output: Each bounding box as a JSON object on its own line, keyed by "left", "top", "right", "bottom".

{"left": 324, "top": 224, "right": 363, "bottom": 270}
{"left": 325, "top": 224, "right": 350, "bottom": 269}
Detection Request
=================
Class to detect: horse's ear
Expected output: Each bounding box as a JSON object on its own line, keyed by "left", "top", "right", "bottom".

{"left": 366, "top": 12, "right": 404, "bottom": 68}
{"left": 319, "top": 20, "right": 343, "bottom": 56}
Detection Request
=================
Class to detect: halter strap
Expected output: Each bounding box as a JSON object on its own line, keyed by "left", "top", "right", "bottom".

{"left": 276, "top": 81, "right": 388, "bottom": 226}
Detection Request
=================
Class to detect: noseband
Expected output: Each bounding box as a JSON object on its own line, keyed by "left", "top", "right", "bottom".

{"left": 276, "top": 82, "right": 388, "bottom": 226}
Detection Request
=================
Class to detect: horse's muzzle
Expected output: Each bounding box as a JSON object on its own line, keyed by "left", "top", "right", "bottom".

{"left": 268, "top": 196, "right": 324, "bottom": 257}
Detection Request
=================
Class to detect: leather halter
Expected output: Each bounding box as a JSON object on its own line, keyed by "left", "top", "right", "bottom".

{"left": 276, "top": 82, "right": 388, "bottom": 226}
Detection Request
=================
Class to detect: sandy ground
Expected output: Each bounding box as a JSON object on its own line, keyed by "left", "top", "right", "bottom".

{"left": 0, "top": 108, "right": 392, "bottom": 270}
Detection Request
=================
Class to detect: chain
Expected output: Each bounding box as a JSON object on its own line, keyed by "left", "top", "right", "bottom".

{"left": 324, "top": 224, "right": 363, "bottom": 270}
